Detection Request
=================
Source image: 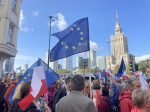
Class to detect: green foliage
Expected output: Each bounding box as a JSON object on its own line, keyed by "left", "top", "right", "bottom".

{"left": 126, "top": 63, "right": 132, "bottom": 75}
{"left": 56, "top": 69, "right": 71, "bottom": 73}
{"left": 137, "top": 59, "right": 150, "bottom": 73}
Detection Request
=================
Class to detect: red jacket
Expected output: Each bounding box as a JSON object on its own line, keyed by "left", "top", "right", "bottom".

{"left": 119, "top": 91, "right": 134, "bottom": 112}
{"left": 131, "top": 107, "right": 142, "bottom": 112}
{"left": 4, "top": 81, "right": 17, "bottom": 107}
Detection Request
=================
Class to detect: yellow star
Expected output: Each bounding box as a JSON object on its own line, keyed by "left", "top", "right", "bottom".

{"left": 78, "top": 43, "right": 82, "bottom": 46}
{"left": 77, "top": 27, "right": 80, "bottom": 30}
{"left": 24, "top": 77, "right": 27, "bottom": 79}
{"left": 72, "top": 46, "right": 76, "bottom": 50}
{"left": 80, "top": 32, "right": 83, "bottom": 35}
{"left": 28, "top": 74, "right": 31, "bottom": 76}
{"left": 21, "top": 81, "right": 24, "bottom": 83}
{"left": 65, "top": 45, "right": 69, "bottom": 49}
{"left": 70, "top": 28, "right": 74, "bottom": 31}
{"left": 74, "top": 24, "right": 76, "bottom": 27}
{"left": 61, "top": 41, "right": 64, "bottom": 45}
{"left": 80, "top": 37, "right": 84, "bottom": 40}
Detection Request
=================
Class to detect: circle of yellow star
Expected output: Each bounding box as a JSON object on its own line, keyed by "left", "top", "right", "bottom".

{"left": 80, "top": 37, "right": 84, "bottom": 40}
{"left": 61, "top": 41, "right": 64, "bottom": 45}
{"left": 78, "top": 43, "right": 81, "bottom": 46}
{"left": 70, "top": 28, "right": 74, "bottom": 31}
{"left": 74, "top": 24, "right": 76, "bottom": 27}
{"left": 24, "top": 77, "right": 27, "bottom": 79}
{"left": 72, "top": 46, "right": 76, "bottom": 50}
{"left": 28, "top": 74, "right": 31, "bottom": 76}
{"left": 77, "top": 27, "right": 80, "bottom": 30}
{"left": 80, "top": 32, "right": 83, "bottom": 35}
{"left": 65, "top": 45, "right": 69, "bottom": 49}
{"left": 21, "top": 81, "right": 24, "bottom": 83}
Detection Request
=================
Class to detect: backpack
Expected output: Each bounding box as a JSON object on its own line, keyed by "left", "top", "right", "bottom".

{"left": 108, "top": 83, "right": 120, "bottom": 112}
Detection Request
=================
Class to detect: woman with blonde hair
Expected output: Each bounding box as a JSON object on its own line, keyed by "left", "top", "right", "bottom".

{"left": 12, "top": 83, "right": 23, "bottom": 101}
{"left": 83, "top": 81, "right": 90, "bottom": 97}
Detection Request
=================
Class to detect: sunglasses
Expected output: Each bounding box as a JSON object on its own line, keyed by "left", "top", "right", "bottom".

{"left": 86, "top": 86, "right": 90, "bottom": 88}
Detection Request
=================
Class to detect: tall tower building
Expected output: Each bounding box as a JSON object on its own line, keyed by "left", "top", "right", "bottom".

{"left": 88, "top": 50, "right": 96, "bottom": 68}
{"left": 106, "top": 11, "right": 130, "bottom": 70}
{"left": 45, "top": 52, "right": 58, "bottom": 72}
{"left": 0, "top": 0, "right": 22, "bottom": 76}
{"left": 63, "top": 56, "right": 73, "bottom": 72}
{"left": 96, "top": 56, "right": 106, "bottom": 70}
{"left": 76, "top": 57, "right": 83, "bottom": 68}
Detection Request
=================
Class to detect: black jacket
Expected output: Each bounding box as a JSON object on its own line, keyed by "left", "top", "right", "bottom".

{"left": 52, "top": 87, "right": 67, "bottom": 112}
{"left": 10, "top": 99, "right": 41, "bottom": 112}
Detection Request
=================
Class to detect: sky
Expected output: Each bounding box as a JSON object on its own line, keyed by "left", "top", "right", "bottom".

{"left": 15, "top": 0, "right": 150, "bottom": 69}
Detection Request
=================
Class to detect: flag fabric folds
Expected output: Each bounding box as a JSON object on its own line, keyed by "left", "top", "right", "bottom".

{"left": 105, "top": 69, "right": 112, "bottom": 77}
{"left": 116, "top": 58, "right": 126, "bottom": 78}
{"left": 18, "top": 66, "right": 47, "bottom": 110}
{"left": 8, "top": 59, "right": 60, "bottom": 104}
{"left": 101, "top": 70, "right": 107, "bottom": 81}
{"left": 50, "top": 17, "right": 90, "bottom": 62}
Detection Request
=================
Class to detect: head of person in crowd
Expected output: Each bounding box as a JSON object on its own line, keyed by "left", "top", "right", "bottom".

{"left": 65, "top": 77, "right": 71, "bottom": 90}
{"left": 83, "top": 80, "right": 90, "bottom": 96}
{"left": 93, "top": 83, "right": 100, "bottom": 90}
{"left": 71, "top": 75, "right": 84, "bottom": 92}
{"left": 16, "top": 75, "right": 22, "bottom": 83}
{"left": 109, "top": 77, "right": 116, "bottom": 84}
{"left": 102, "top": 87, "right": 109, "bottom": 97}
{"left": 132, "top": 89, "right": 150, "bottom": 112}
{"left": 2, "top": 75, "right": 8, "bottom": 84}
{"left": 20, "top": 81, "right": 31, "bottom": 99}
{"left": 93, "top": 79, "right": 100, "bottom": 85}
{"left": 55, "top": 82, "right": 61, "bottom": 90}
{"left": 117, "top": 78, "right": 122, "bottom": 84}
{"left": 123, "top": 78, "right": 141, "bottom": 94}
{"left": 109, "top": 83, "right": 123, "bottom": 97}
{"left": 12, "top": 83, "right": 23, "bottom": 101}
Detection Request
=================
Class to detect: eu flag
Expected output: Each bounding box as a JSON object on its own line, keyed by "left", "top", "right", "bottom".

{"left": 8, "top": 59, "right": 59, "bottom": 104}
{"left": 50, "top": 17, "right": 90, "bottom": 62}
{"left": 116, "top": 57, "right": 126, "bottom": 78}
{"left": 101, "top": 70, "right": 107, "bottom": 81}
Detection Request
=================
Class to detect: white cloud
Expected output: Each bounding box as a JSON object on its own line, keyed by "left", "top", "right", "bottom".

{"left": 32, "top": 10, "right": 39, "bottom": 17}
{"left": 135, "top": 54, "right": 150, "bottom": 62}
{"left": 14, "top": 54, "right": 37, "bottom": 69}
{"left": 19, "top": 10, "right": 29, "bottom": 32}
{"left": 47, "top": 13, "right": 67, "bottom": 31}
{"left": 78, "top": 40, "right": 103, "bottom": 56}
{"left": 90, "top": 40, "right": 103, "bottom": 52}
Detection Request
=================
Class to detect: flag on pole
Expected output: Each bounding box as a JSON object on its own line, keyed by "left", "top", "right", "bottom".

{"left": 8, "top": 59, "right": 60, "bottom": 104}
{"left": 116, "top": 57, "right": 126, "bottom": 78}
{"left": 50, "top": 17, "right": 90, "bottom": 62}
{"left": 18, "top": 66, "right": 47, "bottom": 110}
{"left": 139, "top": 76, "right": 148, "bottom": 90}
{"left": 105, "top": 69, "right": 112, "bottom": 77}
{"left": 146, "top": 69, "right": 150, "bottom": 72}
{"left": 101, "top": 70, "right": 107, "bottom": 81}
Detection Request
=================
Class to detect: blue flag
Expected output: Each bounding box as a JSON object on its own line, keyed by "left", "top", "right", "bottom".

{"left": 50, "top": 17, "right": 90, "bottom": 62}
{"left": 8, "top": 59, "right": 60, "bottom": 104}
{"left": 116, "top": 57, "right": 126, "bottom": 78}
{"left": 101, "top": 70, "right": 107, "bottom": 81}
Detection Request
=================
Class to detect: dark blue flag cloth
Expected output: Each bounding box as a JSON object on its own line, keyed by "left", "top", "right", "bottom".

{"left": 101, "top": 70, "right": 107, "bottom": 81}
{"left": 8, "top": 59, "right": 60, "bottom": 104}
{"left": 116, "top": 57, "right": 126, "bottom": 78}
{"left": 50, "top": 17, "right": 90, "bottom": 62}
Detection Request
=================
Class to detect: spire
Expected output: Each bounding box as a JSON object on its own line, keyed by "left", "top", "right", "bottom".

{"left": 116, "top": 10, "right": 118, "bottom": 22}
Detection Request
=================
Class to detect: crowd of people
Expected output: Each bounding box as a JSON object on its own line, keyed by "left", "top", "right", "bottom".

{"left": 0, "top": 73, "right": 150, "bottom": 112}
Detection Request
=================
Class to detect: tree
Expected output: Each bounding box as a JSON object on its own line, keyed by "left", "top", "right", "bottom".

{"left": 56, "top": 69, "right": 71, "bottom": 73}
{"left": 138, "top": 61, "right": 147, "bottom": 73}
{"left": 126, "top": 63, "right": 132, "bottom": 75}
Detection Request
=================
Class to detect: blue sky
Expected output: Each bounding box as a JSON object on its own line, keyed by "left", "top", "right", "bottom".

{"left": 15, "top": 0, "right": 150, "bottom": 69}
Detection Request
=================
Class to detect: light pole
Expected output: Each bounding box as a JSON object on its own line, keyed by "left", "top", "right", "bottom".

{"left": 107, "top": 41, "right": 111, "bottom": 71}
{"left": 48, "top": 16, "right": 58, "bottom": 66}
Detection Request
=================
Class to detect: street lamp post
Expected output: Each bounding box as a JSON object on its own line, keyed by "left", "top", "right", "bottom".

{"left": 107, "top": 41, "right": 111, "bottom": 71}
{"left": 47, "top": 16, "right": 58, "bottom": 66}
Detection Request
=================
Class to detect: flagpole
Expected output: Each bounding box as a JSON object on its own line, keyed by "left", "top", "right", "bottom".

{"left": 107, "top": 41, "right": 111, "bottom": 71}
{"left": 48, "top": 16, "right": 58, "bottom": 66}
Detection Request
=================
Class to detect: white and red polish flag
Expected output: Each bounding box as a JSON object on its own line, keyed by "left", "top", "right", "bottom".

{"left": 18, "top": 66, "right": 47, "bottom": 110}
{"left": 146, "top": 69, "right": 150, "bottom": 72}
{"left": 105, "top": 69, "right": 112, "bottom": 77}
